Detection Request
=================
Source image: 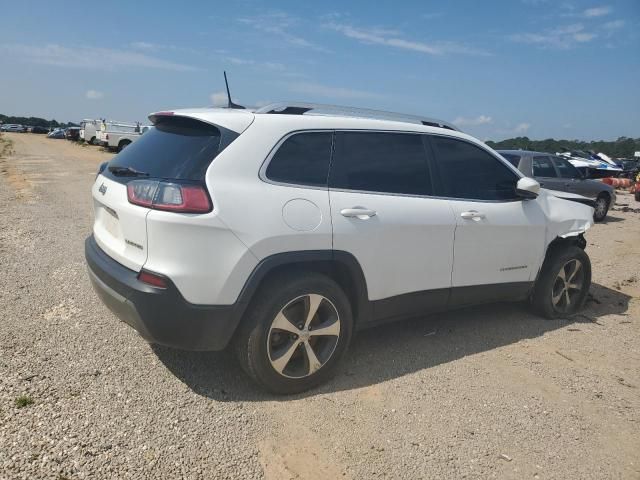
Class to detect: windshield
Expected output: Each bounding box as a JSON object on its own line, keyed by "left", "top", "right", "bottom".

{"left": 105, "top": 116, "right": 223, "bottom": 182}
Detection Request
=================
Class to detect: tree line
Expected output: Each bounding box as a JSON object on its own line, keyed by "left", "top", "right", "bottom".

{"left": 0, "top": 114, "right": 79, "bottom": 129}
{"left": 486, "top": 136, "right": 639, "bottom": 159}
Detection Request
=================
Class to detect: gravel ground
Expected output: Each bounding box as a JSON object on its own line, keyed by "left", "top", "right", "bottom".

{"left": 1, "top": 132, "right": 639, "bottom": 480}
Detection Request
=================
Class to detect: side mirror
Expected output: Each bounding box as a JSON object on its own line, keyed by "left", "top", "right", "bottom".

{"left": 516, "top": 177, "right": 540, "bottom": 199}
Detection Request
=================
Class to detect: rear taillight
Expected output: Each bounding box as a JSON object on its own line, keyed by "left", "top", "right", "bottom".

{"left": 127, "top": 179, "right": 212, "bottom": 213}
{"left": 138, "top": 270, "right": 168, "bottom": 289}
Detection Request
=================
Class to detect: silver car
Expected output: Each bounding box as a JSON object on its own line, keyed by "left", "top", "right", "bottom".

{"left": 498, "top": 150, "right": 615, "bottom": 222}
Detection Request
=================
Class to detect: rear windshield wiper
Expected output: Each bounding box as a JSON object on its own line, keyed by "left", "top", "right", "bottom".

{"left": 108, "top": 166, "right": 149, "bottom": 177}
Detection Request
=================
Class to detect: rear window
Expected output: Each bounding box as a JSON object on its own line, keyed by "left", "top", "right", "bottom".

{"left": 106, "top": 117, "right": 224, "bottom": 181}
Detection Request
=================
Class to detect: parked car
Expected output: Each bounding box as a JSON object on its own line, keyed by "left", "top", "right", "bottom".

{"left": 31, "top": 126, "right": 49, "bottom": 134}
{"left": 65, "top": 127, "right": 81, "bottom": 141}
{"left": 47, "top": 129, "right": 66, "bottom": 139}
{"left": 499, "top": 150, "right": 615, "bottom": 222}
{"left": 1, "top": 124, "right": 26, "bottom": 132}
{"left": 86, "top": 103, "right": 594, "bottom": 394}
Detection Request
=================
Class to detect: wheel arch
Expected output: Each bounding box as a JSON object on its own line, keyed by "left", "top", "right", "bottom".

{"left": 534, "top": 233, "right": 587, "bottom": 286}
{"left": 235, "top": 250, "right": 371, "bottom": 326}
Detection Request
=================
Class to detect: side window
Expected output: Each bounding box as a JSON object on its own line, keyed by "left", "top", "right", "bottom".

{"left": 501, "top": 153, "right": 522, "bottom": 168}
{"left": 552, "top": 156, "right": 581, "bottom": 179}
{"left": 430, "top": 136, "right": 519, "bottom": 200}
{"left": 265, "top": 132, "right": 333, "bottom": 187}
{"left": 532, "top": 156, "right": 558, "bottom": 177}
{"left": 329, "top": 131, "right": 432, "bottom": 195}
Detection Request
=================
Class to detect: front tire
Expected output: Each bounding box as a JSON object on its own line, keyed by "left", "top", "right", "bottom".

{"left": 531, "top": 245, "right": 591, "bottom": 319}
{"left": 235, "top": 272, "right": 353, "bottom": 394}
{"left": 593, "top": 194, "right": 610, "bottom": 222}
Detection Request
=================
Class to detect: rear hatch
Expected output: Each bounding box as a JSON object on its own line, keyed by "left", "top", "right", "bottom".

{"left": 91, "top": 112, "right": 251, "bottom": 271}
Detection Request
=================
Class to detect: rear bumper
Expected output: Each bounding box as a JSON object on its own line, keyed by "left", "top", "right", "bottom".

{"left": 85, "top": 235, "right": 243, "bottom": 351}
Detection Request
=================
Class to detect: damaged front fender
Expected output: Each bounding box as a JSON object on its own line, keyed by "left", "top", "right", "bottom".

{"left": 537, "top": 189, "right": 594, "bottom": 244}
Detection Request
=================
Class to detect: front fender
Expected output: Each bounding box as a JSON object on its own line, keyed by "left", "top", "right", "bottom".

{"left": 538, "top": 189, "right": 594, "bottom": 244}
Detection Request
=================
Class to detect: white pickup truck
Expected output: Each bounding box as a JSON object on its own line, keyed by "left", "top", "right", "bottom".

{"left": 98, "top": 122, "right": 149, "bottom": 152}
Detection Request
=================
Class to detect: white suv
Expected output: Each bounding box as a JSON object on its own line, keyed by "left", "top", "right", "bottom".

{"left": 85, "top": 103, "right": 594, "bottom": 393}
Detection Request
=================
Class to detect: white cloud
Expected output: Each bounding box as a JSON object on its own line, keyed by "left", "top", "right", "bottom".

{"left": 422, "top": 12, "right": 444, "bottom": 20}
{"left": 511, "top": 23, "right": 597, "bottom": 49}
{"left": 85, "top": 90, "right": 103, "bottom": 100}
{"left": 514, "top": 123, "right": 531, "bottom": 133}
{"left": 130, "top": 41, "right": 156, "bottom": 50}
{"left": 583, "top": 6, "right": 611, "bottom": 17}
{"left": 238, "top": 13, "right": 329, "bottom": 52}
{"left": 288, "top": 81, "right": 382, "bottom": 100}
{"left": 453, "top": 115, "right": 492, "bottom": 126}
{"left": 210, "top": 91, "right": 230, "bottom": 106}
{"left": 1, "top": 43, "right": 198, "bottom": 71}
{"left": 603, "top": 19, "right": 624, "bottom": 30}
{"left": 326, "top": 23, "right": 490, "bottom": 56}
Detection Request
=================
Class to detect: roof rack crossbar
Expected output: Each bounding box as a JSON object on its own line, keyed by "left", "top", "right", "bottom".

{"left": 255, "top": 102, "right": 459, "bottom": 131}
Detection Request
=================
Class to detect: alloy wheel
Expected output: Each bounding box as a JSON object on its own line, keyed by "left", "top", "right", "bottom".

{"left": 267, "top": 294, "right": 341, "bottom": 379}
{"left": 594, "top": 198, "right": 607, "bottom": 219}
{"left": 551, "top": 259, "right": 585, "bottom": 313}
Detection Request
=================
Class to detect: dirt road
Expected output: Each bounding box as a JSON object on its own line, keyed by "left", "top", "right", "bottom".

{"left": 1, "top": 132, "right": 639, "bottom": 479}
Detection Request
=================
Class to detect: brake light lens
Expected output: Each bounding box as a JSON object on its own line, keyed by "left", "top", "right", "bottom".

{"left": 138, "top": 270, "right": 168, "bottom": 289}
{"left": 127, "top": 179, "right": 212, "bottom": 213}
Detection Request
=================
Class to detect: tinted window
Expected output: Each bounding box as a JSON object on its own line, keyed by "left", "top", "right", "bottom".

{"left": 552, "top": 156, "right": 581, "bottom": 179}
{"left": 532, "top": 156, "right": 557, "bottom": 177}
{"left": 501, "top": 153, "right": 522, "bottom": 168}
{"left": 329, "top": 132, "right": 432, "bottom": 195}
{"left": 265, "top": 132, "right": 333, "bottom": 187}
{"left": 107, "top": 117, "right": 223, "bottom": 181}
{"left": 431, "top": 136, "right": 518, "bottom": 200}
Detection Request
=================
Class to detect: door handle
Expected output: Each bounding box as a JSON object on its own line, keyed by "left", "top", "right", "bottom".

{"left": 460, "top": 210, "right": 485, "bottom": 220}
{"left": 341, "top": 207, "right": 377, "bottom": 219}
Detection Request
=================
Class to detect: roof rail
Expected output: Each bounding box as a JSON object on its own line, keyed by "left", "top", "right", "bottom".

{"left": 254, "top": 102, "right": 460, "bottom": 132}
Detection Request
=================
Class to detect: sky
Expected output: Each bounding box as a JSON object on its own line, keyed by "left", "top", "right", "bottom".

{"left": 0, "top": 0, "right": 638, "bottom": 141}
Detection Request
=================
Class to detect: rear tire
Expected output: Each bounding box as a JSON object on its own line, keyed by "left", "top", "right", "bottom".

{"left": 118, "top": 140, "right": 131, "bottom": 152}
{"left": 234, "top": 271, "right": 353, "bottom": 394}
{"left": 593, "top": 194, "right": 610, "bottom": 222}
{"left": 531, "top": 245, "right": 591, "bottom": 319}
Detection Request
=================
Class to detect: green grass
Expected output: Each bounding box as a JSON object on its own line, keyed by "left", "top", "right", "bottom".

{"left": 15, "top": 394, "right": 34, "bottom": 408}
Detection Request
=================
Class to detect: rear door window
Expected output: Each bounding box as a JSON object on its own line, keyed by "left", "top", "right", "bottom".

{"left": 552, "top": 156, "right": 581, "bottom": 179}
{"left": 265, "top": 132, "right": 333, "bottom": 187}
{"left": 430, "top": 136, "right": 518, "bottom": 200}
{"left": 532, "top": 156, "right": 558, "bottom": 177}
{"left": 329, "top": 131, "right": 432, "bottom": 195}
{"left": 105, "top": 116, "right": 228, "bottom": 182}
{"left": 501, "top": 153, "right": 522, "bottom": 168}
